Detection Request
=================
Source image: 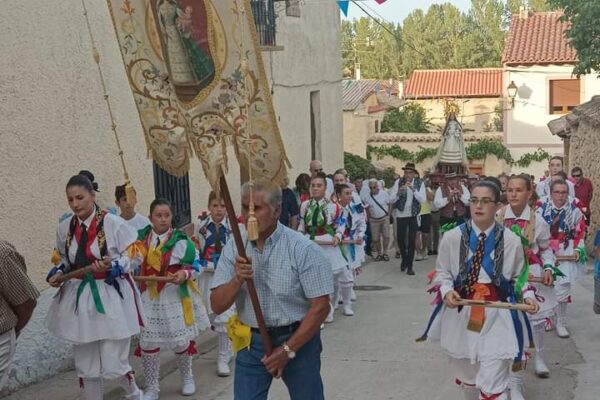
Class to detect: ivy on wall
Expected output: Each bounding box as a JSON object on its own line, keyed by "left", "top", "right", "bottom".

{"left": 367, "top": 140, "right": 550, "bottom": 168}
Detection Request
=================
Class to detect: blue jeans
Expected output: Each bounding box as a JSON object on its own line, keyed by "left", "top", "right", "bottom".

{"left": 234, "top": 330, "right": 324, "bottom": 400}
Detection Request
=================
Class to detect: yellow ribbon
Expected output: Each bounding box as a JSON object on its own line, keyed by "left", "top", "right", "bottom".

{"left": 127, "top": 240, "right": 147, "bottom": 259}
{"left": 226, "top": 314, "right": 252, "bottom": 353}
{"left": 51, "top": 249, "right": 62, "bottom": 266}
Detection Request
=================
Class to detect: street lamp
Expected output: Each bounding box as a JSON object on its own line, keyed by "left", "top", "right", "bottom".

{"left": 507, "top": 81, "right": 518, "bottom": 108}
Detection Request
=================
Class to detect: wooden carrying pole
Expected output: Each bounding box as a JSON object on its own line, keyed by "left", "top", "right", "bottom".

{"left": 457, "top": 299, "right": 533, "bottom": 312}
{"left": 219, "top": 174, "right": 273, "bottom": 355}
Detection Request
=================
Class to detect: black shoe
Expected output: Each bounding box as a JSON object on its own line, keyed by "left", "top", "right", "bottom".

{"left": 427, "top": 250, "right": 434, "bottom": 256}
{"left": 433, "top": 250, "right": 438, "bottom": 255}
{"left": 395, "top": 252, "right": 401, "bottom": 259}
{"left": 407, "top": 268, "right": 415, "bottom": 276}
{"left": 400, "top": 262, "right": 407, "bottom": 272}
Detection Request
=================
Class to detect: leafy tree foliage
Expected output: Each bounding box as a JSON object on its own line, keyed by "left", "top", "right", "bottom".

{"left": 548, "top": 0, "right": 600, "bottom": 76}
{"left": 380, "top": 103, "right": 430, "bottom": 133}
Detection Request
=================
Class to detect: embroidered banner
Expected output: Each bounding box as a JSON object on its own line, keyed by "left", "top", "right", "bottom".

{"left": 106, "top": 0, "right": 290, "bottom": 187}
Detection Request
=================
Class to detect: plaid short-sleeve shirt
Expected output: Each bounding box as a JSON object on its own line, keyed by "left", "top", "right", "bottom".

{"left": 211, "top": 223, "right": 334, "bottom": 328}
{"left": 0, "top": 241, "right": 40, "bottom": 334}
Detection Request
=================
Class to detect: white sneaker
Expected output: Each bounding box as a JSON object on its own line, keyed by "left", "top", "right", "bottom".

{"left": 508, "top": 372, "right": 525, "bottom": 400}
{"left": 415, "top": 254, "right": 424, "bottom": 261}
{"left": 325, "top": 309, "right": 334, "bottom": 323}
{"left": 342, "top": 304, "right": 354, "bottom": 316}
{"left": 535, "top": 354, "right": 550, "bottom": 378}
{"left": 181, "top": 377, "right": 196, "bottom": 396}
{"left": 217, "top": 359, "right": 231, "bottom": 377}
{"left": 556, "top": 324, "right": 570, "bottom": 338}
{"left": 143, "top": 389, "right": 159, "bottom": 400}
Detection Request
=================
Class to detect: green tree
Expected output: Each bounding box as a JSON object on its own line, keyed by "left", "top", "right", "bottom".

{"left": 547, "top": 0, "right": 600, "bottom": 76}
{"left": 341, "top": 18, "right": 403, "bottom": 79}
{"left": 380, "top": 103, "right": 430, "bottom": 133}
{"left": 460, "top": 0, "right": 505, "bottom": 67}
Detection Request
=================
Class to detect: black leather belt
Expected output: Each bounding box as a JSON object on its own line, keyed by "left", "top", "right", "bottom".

{"left": 251, "top": 321, "right": 301, "bottom": 336}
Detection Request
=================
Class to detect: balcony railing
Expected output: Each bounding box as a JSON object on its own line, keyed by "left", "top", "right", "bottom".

{"left": 251, "top": 0, "right": 277, "bottom": 47}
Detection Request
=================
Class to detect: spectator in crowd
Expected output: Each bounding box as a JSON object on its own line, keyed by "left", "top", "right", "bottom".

{"left": 434, "top": 172, "right": 471, "bottom": 226}
{"left": 536, "top": 156, "right": 575, "bottom": 198}
{"left": 390, "top": 163, "right": 426, "bottom": 275}
{"left": 415, "top": 178, "right": 434, "bottom": 261}
{"left": 280, "top": 176, "right": 300, "bottom": 229}
{"left": 309, "top": 160, "right": 334, "bottom": 199}
{"left": 363, "top": 178, "right": 391, "bottom": 261}
{"left": 571, "top": 167, "right": 593, "bottom": 222}
{"left": 429, "top": 179, "right": 440, "bottom": 255}
{"left": 498, "top": 173, "right": 509, "bottom": 205}
{"left": 294, "top": 173, "right": 311, "bottom": 205}
{"left": 0, "top": 241, "right": 40, "bottom": 391}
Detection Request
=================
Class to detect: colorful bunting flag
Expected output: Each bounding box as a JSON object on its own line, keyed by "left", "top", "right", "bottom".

{"left": 337, "top": 1, "right": 349, "bottom": 17}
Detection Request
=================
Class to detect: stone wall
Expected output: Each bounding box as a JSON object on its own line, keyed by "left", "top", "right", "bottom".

{"left": 567, "top": 121, "right": 600, "bottom": 243}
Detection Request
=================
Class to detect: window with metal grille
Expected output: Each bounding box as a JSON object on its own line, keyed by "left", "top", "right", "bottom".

{"left": 251, "top": 0, "right": 277, "bottom": 46}
{"left": 286, "top": 0, "right": 301, "bottom": 17}
{"left": 549, "top": 79, "right": 581, "bottom": 115}
{"left": 152, "top": 162, "right": 191, "bottom": 229}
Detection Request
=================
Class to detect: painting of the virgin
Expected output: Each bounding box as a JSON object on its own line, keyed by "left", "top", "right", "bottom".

{"left": 152, "top": 0, "right": 216, "bottom": 102}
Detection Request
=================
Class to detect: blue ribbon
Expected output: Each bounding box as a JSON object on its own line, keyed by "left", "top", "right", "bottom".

{"left": 416, "top": 302, "right": 443, "bottom": 342}
{"left": 104, "top": 261, "right": 124, "bottom": 299}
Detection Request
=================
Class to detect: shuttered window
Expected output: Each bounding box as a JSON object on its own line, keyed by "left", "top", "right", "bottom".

{"left": 549, "top": 79, "right": 580, "bottom": 115}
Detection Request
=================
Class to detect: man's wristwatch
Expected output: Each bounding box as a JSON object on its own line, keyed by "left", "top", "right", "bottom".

{"left": 282, "top": 342, "right": 296, "bottom": 359}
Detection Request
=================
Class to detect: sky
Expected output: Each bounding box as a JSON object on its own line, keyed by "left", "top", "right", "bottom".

{"left": 344, "top": 0, "right": 472, "bottom": 24}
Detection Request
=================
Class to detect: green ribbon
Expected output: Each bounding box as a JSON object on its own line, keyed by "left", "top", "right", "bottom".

{"left": 576, "top": 247, "right": 588, "bottom": 264}
{"left": 510, "top": 224, "right": 529, "bottom": 302}
{"left": 305, "top": 200, "right": 326, "bottom": 240}
{"left": 76, "top": 272, "right": 106, "bottom": 314}
{"left": 510, "top": 224, "right": 529, "bottom": 248}
{"left": 544, "top": 264, "right": 566, "bottom": 280}
{"left": 439, "top": 222, "right": 457, "bottom": 235}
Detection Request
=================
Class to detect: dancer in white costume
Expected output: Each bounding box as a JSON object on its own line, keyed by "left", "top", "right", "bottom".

{"left": 497, "top": 175, "right": 557, "bottom": 400}
{"left": 195, "top": 191, "right": 236, "bottom": 377}
{"left": 299, "top": 172, "right": 346, "bottom": 324}
{"left": 336, "top": 183, "right": 366, "bottom": 317}
{"left": 136, "top": 199, "right": 210, "bottom": 399}
{"left": 421, "top": 181, "right": 538, "bottom": 400}
{"left": 46, "top": 172, "right": 145, "bottom": 400}
{"left": 537, "top": 179, "right": 587, "bottom": 339}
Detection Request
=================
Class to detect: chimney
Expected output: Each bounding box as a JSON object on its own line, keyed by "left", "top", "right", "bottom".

{"left": 398, "top": 81, "right": 404, "bottom": 99}
{"left": 519, "top": 5, "right": 530, "bottom": 19}
{"left": 355, "top": 63, "right": 361, "bottom": 80}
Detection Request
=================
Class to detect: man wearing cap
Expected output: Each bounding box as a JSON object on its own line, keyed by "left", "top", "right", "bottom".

{"left": 434, "top": 172, "right": 471, "bottom": 227}
{"left": 390, "top": 163, "right": 426, "bottom": 275}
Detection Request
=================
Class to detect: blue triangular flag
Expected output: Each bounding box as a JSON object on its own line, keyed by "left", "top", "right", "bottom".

{"left": 337, "top": 1, "right": 349, "bottom": 17}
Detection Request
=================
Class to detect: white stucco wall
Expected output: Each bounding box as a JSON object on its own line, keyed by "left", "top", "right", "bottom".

{"left": 0, "top": 0, "right": 342, "bottom": 393}
{"left": 504, "top": 65, "right": 600, "bottom": 174}
{"left": 265, "top": 1, "right": 343, "bottom": 179}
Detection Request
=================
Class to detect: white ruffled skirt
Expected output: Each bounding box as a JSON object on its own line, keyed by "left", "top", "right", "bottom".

{"left": 139, "top": 282, "right": 210, "bottom": 349}
{"left": 45, "top": 275, "right": 144, "bottom": 344}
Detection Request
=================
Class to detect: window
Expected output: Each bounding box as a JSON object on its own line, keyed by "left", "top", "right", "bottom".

{"left": 152, "top": 162, "right": 191, "bottom": 228}
{"left": 286, "top": 0, "right": 301, "bottom": 17}
{"left": 251, "top": 0, "right": 277, "bottom": 47}
{"left": 549, "top": 79, "right": 581, "bottom": 115}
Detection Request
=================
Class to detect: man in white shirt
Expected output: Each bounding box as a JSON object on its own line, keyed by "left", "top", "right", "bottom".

{"left": 389, "top": 163, "right": 426, "bottom": 275}
{"left": 309, "top": 160, "right": 334, "bottom": 200}
{"left": 536, "top": 156, "right": 575, "bottom": 198}
{"left": 434, "top": 173, "right": 471, "bottom": 226}
{"left": 363, "top": 179, "right": 391, "bottom": 261}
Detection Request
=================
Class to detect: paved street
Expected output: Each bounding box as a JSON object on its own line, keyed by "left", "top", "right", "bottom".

{"left": 6, "top": 255, "right": 599, "bottom": 400}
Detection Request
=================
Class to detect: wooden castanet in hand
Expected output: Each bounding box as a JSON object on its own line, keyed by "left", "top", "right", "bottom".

{"left": 556, "top": 255, "right": 578, "bottom": 262}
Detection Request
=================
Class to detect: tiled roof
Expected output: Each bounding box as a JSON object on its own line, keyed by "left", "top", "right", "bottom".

{"left": 404, "top": 69, "right": 503, "bottom": 99}
{"left": 342, "top": 79, "right": 399, "bottom": 111}
{"left": 367, "top": 133, "right": 503, "bottom": 143}
{"left": 502, "top": 11, "right": 577, "bottom": 66}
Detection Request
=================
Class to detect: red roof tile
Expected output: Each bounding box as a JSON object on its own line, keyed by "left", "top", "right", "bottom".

{"left": 502, "top": 11, "right": 577, "bottom": 66}
{"left": 404, "top": 68, "right": 503, "bottom": 99}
